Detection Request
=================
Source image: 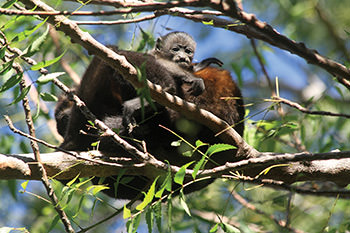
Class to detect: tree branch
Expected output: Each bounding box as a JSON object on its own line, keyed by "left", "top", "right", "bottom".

{"left": 19, "top": 0, "right": 257, "bottom": 158}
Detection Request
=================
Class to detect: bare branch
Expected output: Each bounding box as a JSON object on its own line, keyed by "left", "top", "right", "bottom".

{"left": 9, "top": 60, "right": 74, "bottom": 232}
{"left": 231, "top": 191, "right": 304, "bottom": 233}
{"left": 75, "top": 13, "right": 157, "bottom": 25}
{"left": 271, "top": 96, "right": 350, "bottom": 118}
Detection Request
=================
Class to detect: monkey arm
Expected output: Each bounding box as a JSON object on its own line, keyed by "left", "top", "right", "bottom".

{"left": 193, "top": 57, "right": 224, "bottom": 72}
{"left": 157, "top": 58, "right": 205, "bottom": 96}
{"left": 121, "top": 97, "right": 163, "bottom": 135}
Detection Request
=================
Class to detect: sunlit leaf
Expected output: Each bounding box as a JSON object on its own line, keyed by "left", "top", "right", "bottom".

{"left": 123, "top": 205, "right": 131, "bottom": 219}
{"left": 66, "top": 173, "right": 80, "bottom": 187}
{"left": 13, "top": 18, "right": 47, "bottom": 42}
{"left": 87, "top": 185, "right": 110, "bottom": 195}
{"left": 136, "top": 177, "right": 159, "bottom": 211}
{"left": 31, "top": 51, "right": 65, "bottom": 70}
{"left": 180, "top": 191, "right": 191, "bottom": 216}
{"left": 192, "top": 155, "right": 206, "bottom": 179}
{"left": 206, "top": 143, "right": 236, "bottom": 156}
{"left": 174, "top": 161, "right": 194, "bottom": 185}
{"left": 36, "top": 72, "right": 65, "bottom": 84}
{"left": 210, "top": 223, "right": 219, "bottom": 232}
{"left": 23, "top": 25, "right": 50, "bottom": 57}
{"left": 20, "top": 180, "right": 29, "bottom": 191}
{"left": 221, "top": 222, "right": 241, "bottom": 233}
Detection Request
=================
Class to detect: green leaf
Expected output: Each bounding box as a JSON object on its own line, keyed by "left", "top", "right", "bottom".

{"left": 0, "top": 47, "right": 6, "bottom": 59}
{"left": 36, "top": 72, "right": 65, "bottom": 84}
{"left": 210, "top": 223, "right": 219, "bottom": 232}
{"left": 146, "top": 206, "right": 154, "bottom": 233}
{"left": 31, "top": 51, "right": 66, "bottom": 70}
{"left": 126, "top": 218, "right": 134, "bottom": 233}
{"left": 137, "top": 28, "right": 154, "bottom": 52}
{"left": 182, "top": 150, "right": 193, "bottom": 157}
{"left": 32, "top": 97, "right": 40, "bottom": 120}
{"left": 66, "top": 188, "right": 76, "bottom": 204}
{"left": 206, "top": 143, "right": 236, "bottom": 156}
{"left": 123, "top": 205, "right": 131, "bottom": 219}
{"left": 10, "top": 85, "right": 31, "bottom": 105}
{"left": 7, "top": 180, "right": 17, "bottom": 200}
{"left": 66, "top": 173, "right": 80, "bottom": 187}
{"left": 75, "top": 177, "right": 94, "bottom": 188}
{"left": 155, "top": 172, "right": 172, "bottom": 198}
{"left": 167, "top": 195, "right": 172, "bottom": 232}
{"left": 170, "top": 140, "right": 181, "bottom": 147}
{"left": 154, "top": 202, "right": 162, "bottom": 233}
{"left": 179, "top": 191, "right": 191, "bottom": 216}
{"left": 0, "top": 60, "right": 14, "bottom": 76}
{"left": 136, "top": 177, "right": 159, "bottom": 211}
{"left": 113, "top": 169, "right": 126, "bottom": 197}
{"left": 174, "top": 161, "right": 194, "bottom": 185}
{"left": 0, "top": 73, "right": 22, "bottom": 93}
{"left": 90, "top": 141, "right": 99, "bottom": 147}
{"left": 258, "top": 164, "right": 289, "bottom": 177}
{"left": 47, "top": 215, "right": 60, "bottom": 232}
{"left": 133, "top": 214, "right": 141, "bottom": 233}
{"left": 2, "top": 0, "right": 17, "bottom": 8}
{"left": 195, "top": 140, "right": 207, "bottom": 147}
{"left": 23, "top": 25, "right": 50, "bottom": 57}
{"left": 192, "top": 155, "right": 206, "bottom": 179}
{"left": 87, "top": 185, "right": 110, "bottom": 195}
{"left": 202, "top": 20, "right": 214, "bottom": 25}
{"left": 221, "top": 222, "right": 241, "bottom": 233}
{"left": 73, "top": 195, "right": 85, "bottom": 218}
{"left": 21, "top": 180, "right": 29, "bottom": 191}
{"left": 40, "top": 92, "right": 58, "bottom": 102}
{"left": 13, "top": 18, "right": 47, "bottom": 42}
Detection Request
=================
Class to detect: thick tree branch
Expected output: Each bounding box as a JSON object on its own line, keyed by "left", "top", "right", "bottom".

{"left": 3, "top": 150, "right": 350, "bottom": 189}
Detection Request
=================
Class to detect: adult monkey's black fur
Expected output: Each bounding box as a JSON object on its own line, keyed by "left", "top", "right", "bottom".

{"left": 55, "top": 32, "right": 244, "bottom": 200}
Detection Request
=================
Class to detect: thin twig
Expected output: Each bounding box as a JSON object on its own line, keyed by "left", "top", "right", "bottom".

{"left": 11, "top": 65, "right": 74, "bottom": 232}
{"left": 75, "top": 13, "right": 156, "bottom": 25}
{"left": 231, "top": 191, "right": 303, "bottom": 233}
{"left": 271, "top": 96, "right": 350, "bottom": 118}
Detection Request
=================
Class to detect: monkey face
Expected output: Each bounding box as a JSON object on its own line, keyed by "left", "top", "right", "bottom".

{"left": 169, "top": 45, "right": 194, "bottom": 69}
{"left": 155, "top": 31, "right": 196, "bottom": 69}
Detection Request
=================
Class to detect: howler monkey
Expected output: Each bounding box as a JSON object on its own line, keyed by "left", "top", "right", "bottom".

{"left": 55, "top": 32, "right": 244, "bottom": 200}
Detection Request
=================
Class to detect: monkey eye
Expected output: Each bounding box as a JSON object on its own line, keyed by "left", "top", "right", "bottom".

{"left": 172, "top": 47, "right": 180, "bottom": 52}
{"left": 185, "top": 49, "right": 193, "bottom": 54}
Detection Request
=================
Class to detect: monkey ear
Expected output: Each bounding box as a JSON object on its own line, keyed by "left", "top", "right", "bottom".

{"left": 155, "top": 38, "right": 162, "bottom": 51}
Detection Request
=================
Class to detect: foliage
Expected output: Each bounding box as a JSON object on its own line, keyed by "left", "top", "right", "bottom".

{"left": 1, "top": 0, "right": 350, "bottom": 232}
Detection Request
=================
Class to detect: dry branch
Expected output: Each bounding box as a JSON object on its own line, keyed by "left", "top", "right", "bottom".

{"left": 3, "top": 150, "right": 350, "bottom": 189}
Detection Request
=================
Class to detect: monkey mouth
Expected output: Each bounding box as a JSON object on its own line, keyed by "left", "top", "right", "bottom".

{"left": 177, "top": 61, "right": 190, "bottom": 69}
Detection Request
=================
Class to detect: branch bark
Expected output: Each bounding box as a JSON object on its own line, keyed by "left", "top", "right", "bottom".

{"left": 3, "top": 150, "right": 350, "bottom": 188}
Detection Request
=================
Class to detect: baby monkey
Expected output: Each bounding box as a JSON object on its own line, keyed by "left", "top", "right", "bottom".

{"left": 149, "top": 31, "right": 222, "bottom": 95}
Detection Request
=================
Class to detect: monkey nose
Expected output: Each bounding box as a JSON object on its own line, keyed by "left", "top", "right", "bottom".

{"left": 178, "top": 57, "right": 187, "bottom": 63}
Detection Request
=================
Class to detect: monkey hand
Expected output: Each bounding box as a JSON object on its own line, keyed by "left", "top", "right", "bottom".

{"left": 187, "top": 77, "right": 205, "bottom": 96}
{"left": 122, "top": 99, "right": 140, "bottom": 134}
